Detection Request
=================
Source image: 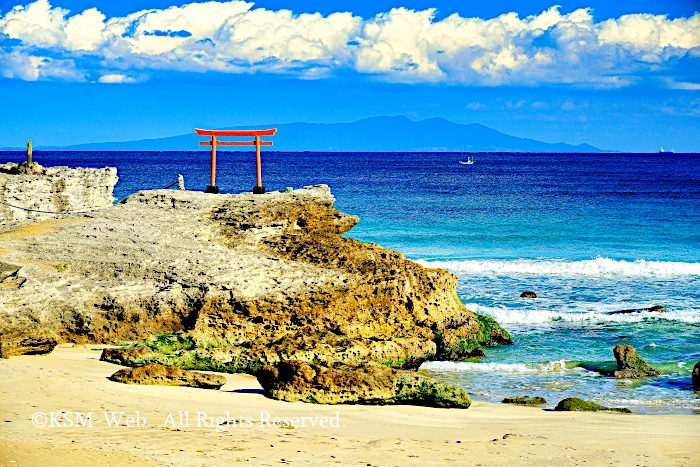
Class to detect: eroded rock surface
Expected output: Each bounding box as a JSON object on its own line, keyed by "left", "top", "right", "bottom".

{"left": 613, "top": 344, "right": 661, "bottom": 378}
{"left": 101, "top": 346, "right": 155, "bottom": 365}
{"left": 109, "top": 363, "right": 226, "bottom": 389}
{"left": 1, "top": 184, "right": 510, "bottom": 403}
{"left": 257, "top": 360, "right": 471, "bottom": 408}
{"left": 0, "top": 163, "right": 117, "bottom": 224}
{"left": 0, "top": 327, "right": 57, "bottom": 359}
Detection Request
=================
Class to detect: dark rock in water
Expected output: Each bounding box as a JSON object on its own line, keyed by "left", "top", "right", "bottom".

{"left": 101, "top": 346, "right": 154, "bottom": 365}
{"left": 610, "top": 305, "right": 665, "bottom": 315}
{"left": 109, "top": 363, "right": 226, "bottom": 389}
{"left": 502, "top": 396, "right": 547, "bottom": 406}
{"left": 0, "top": 327, "right": 58, "bottom": 358}
{"left": 613, "top": 344, "right": 661, "bottom": 378}
{"left": 257, "top": 360, "right": 471, "bottom": 408}
{"left": 693, "top": 362, "right": 700, "bottom": 390}
{"left": 520, "top": 291, "right": 537, "bottom": 298}
{"left": 554, "top": 398, "right": 631, "bottom": 413}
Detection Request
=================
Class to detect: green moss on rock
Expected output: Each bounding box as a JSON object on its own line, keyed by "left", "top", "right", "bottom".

{"left": 146, "top": 333, "right": 196, "bottom": 354}
{"left": 475, "top": 313, "right": 512, "bottom": 346}
{"left": 613, "top": 344, "right": 661, "bottom": 378}
{"left": 394, "top": 374, "right": 471, "bottom": 409}
{"left": 502, "top": 396, "right": 547, "bottom": 406}
{"left": 554, "top": 397, "right": 631, "bottom": 413}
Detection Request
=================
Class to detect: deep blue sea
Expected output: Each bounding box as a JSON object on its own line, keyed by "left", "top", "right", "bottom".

{"left": 5, "top": 150, "right": 700, "bottom": 413}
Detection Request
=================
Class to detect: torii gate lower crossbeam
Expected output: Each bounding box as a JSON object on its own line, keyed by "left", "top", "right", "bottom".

{"left": 194, "top": 128, "right": 277, "bottom": 194}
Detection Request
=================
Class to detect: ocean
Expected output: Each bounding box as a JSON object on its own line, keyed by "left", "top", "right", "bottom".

{"left": 4, "top": 150, "right": 699, "bottom": 414}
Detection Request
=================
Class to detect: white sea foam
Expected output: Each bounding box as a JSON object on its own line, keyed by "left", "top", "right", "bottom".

{"left": 463, "top": 303, "right": 700, "bottom": 324}
{"left": 417, "top": 257, "right": 700, "bottom": 277}
{"left": 420, "top": 360, "right": 583, "bottom": 374}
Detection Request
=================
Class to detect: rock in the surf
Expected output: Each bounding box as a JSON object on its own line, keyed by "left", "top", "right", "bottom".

{"left": 502, "top": 396, "right": 547, "bottom": 406}
{"left": 520, "top": 291, "right": 537, "bottom": 298}
{"left": 612, "top": 344, "right": 661, "bottom": 378}
{"left": 554, "top": 397, "right": 631, "bottom": 413}
{"left": 609, "top": 305, "right": 665, "bottom": 315}
{"left": 692, "top": 362, "right": 700, "bottom": 390}
{"left": 109, "top": 363, "right": 226, "bottom": 389}
{"left": 257, "top": 360, "right": 471, "bottom": 408}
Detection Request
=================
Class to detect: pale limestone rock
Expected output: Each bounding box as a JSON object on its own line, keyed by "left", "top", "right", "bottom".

{"left": 0, "top": 162, "right": 117, "bottom": 224}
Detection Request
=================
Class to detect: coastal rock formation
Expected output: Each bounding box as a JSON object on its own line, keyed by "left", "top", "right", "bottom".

{"left": 613, "top": 344, "right": 661, "bottom": 378}
{"left": 256, "top": 360, "right": 471, "bottom": 408}
{"left": 101, "top": 346, "right": 154, "bottom": 365}
{"left": 502, "top": 396, "right": 547, "bottom": 406}
{"left": 0, "top": 181, "right": 510, "bottom": 403}
{"left": 0, "top": 162, "right": 118, "bottom": 224}
{"left": 693, "top": 362, "right": 700, "bottom": 390}
{"left": 610, "top": 305, "right": 665, "bottom": 315}
{"left": 0, "top": 327, "right": 57, "bottom": 359}
{"left": 109, "top": 363, "right": 226, "bottom": 389}
{"left": 520, "top": 291, "right": 537, "bottom": 298}
{"left": 554, "top": 398, "right": 631, "bottom": 413}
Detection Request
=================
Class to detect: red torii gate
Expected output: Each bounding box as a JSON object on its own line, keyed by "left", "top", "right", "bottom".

{"left": 195, "top": 128, "right": 277, "bottom": 194}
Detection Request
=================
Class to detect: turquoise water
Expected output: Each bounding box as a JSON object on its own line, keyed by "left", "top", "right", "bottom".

{"left": 5, "top": 151, "right": 699, "bottom": 413}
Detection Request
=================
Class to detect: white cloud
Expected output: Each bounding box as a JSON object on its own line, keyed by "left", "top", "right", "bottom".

{"left": 97, "top": 73, "right": 136, "bottom": 84}
{"left": 664, "top": 79, "right": 700, "bottom": 91}
{"left": 0, "top": 1, "right": 698, "bottom": 87}
{"left": 0, "top": 47, "right": 85, "bottom": 81}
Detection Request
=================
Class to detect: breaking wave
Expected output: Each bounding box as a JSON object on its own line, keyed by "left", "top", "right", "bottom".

{"left": 417, "top": 257, "right": 700, "bottom": 277}
{"left": 463, "top": 303, "right": 700, "bottom": 324}
{"left": 420, "top": 360, "right": 589, "bottom": 374}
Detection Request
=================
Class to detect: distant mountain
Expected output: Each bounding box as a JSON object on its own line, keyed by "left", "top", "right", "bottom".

{"left": 5, "top": 116, "right": 603, "bottom": 152}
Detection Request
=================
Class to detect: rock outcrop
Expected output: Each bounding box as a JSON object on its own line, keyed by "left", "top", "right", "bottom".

{"left": 109, "top": 363, "right": 227, "bottom": 389}
{"left": 692, "top": 362, "right": 700, "bottom": 390}
{"left": 554, "top": 398, "right": 631, "bottom": 413}
{"left": 502, "top": 396, "right": 546, "bottom": 406}
{"left": 0, "top": 183, "right": 511, "bottom": 404}
{"left": 520, "top": 291, "right": 537, "bottom": 298}
{"left": 613, "top": 344, "right": 661, "bottom": 378}
{"left": 256, "top": 360, "right": 471, "bottom": 408}
{"left": 101, "top": 346, "right": 155, "bottom": 365}
{"left": 0, "top": 327, "right": 57, "bottom": 359}
{"left": 0, "top": 162, "right": 118, "bottom": 224}
{"left": 609, "top": 305, "right": 665, "bottom": 315}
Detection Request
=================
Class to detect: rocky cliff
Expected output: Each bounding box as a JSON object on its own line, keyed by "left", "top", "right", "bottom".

{"left": 0, "top": 162, "right": 118, "bottom": 224}
{"left": 0, "top": 183, "right": 510, "bottom": 403}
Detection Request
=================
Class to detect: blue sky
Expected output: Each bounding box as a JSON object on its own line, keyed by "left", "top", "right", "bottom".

{"left": 0, "top": 0, "right": 698, "bottom": 151}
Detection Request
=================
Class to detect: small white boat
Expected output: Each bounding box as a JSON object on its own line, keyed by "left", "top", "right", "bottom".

{"left": 459, "top": 156, "right": 474, "bottom": 165}
{"left": 659, "top": 147, "right": 674, "bottom": 154}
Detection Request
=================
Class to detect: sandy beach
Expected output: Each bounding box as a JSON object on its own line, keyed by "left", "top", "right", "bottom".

{"left": 0, "top": 346, "right": 697, "bottom": 467}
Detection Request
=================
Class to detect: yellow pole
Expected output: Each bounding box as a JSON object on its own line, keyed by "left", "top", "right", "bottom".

{"left": 27, "top": 139, "right": 32, "bottom": 164}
